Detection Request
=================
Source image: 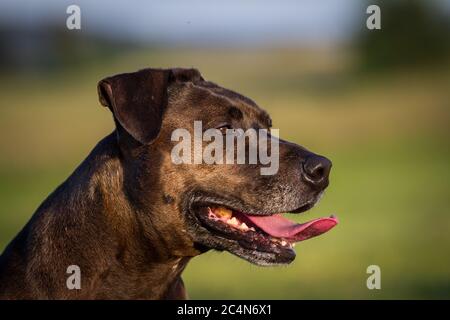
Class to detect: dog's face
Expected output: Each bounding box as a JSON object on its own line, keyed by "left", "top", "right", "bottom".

{"left": 98, "top": 68, "right": 337, "bottom": 266}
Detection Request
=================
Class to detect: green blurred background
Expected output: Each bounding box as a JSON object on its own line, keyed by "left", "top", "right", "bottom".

{"left": 0, "top": 0, "right": 449, "bottom": 299}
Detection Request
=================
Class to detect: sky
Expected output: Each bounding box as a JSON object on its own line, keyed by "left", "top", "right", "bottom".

{"left": 0, "top": 0, "right": 449, "bottom": 46}
{"left": 0, "top": 0, "right": 361, "bottom": 46}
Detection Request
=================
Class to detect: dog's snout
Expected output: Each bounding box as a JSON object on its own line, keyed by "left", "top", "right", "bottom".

{"left": 301, "top": 155, "right": 332, "bottom": 189}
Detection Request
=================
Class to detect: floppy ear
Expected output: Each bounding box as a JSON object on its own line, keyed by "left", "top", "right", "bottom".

{"left": 97, "top": 68, "right": 171, "bottom": 145}
{"left": 98, "top": 68, "right": 204, "bottom": 145}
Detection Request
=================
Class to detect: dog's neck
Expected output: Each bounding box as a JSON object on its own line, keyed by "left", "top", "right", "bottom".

{"left": 2, "top": 133, "right": 193, "bottom": 299}
{"left": 72, "top": 133, "right": 193, "bottom": 298}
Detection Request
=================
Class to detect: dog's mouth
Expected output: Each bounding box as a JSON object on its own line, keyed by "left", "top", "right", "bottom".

{"left": 190, "top": 200, "right": 338, "bottom": 266}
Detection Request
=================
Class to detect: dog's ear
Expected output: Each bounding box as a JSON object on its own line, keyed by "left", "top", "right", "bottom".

{"left": 98, "top": 68, "right": 204, "bottom": 145}
{"left": 98, "top": 68, "right": 172, "bottom": 145}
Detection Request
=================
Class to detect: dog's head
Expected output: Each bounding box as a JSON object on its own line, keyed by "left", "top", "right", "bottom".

{"left": 98, "top": 68, "right": 337, "bottom": 266}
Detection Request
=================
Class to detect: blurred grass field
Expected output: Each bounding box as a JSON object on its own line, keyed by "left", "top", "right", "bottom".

{"left": 0, "top": 49, "right": 449, "bottom": 299}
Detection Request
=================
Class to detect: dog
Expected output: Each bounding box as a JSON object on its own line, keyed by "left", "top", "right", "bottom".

{"left": 0, "top": 68, "right": 337, "bottom": 299}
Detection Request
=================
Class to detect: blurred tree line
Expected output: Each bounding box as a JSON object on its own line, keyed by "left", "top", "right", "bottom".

{"left": 0, "top": 24, "right": 138, "bottom": 75}
{"left": 357, "top": 0, "right": 450, "bottom": 72}
{"left": 0, "top": 0, "right": 448, "bottom": 75}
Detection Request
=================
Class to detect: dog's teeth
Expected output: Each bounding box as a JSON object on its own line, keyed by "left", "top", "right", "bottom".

{"left": 239, "top": 223, "right": 249, "bottom": 231}
{"left": 227, "top": 217, "right": 239, "bottom": 226}
{"left": 208, "top": 212, "right": 218, "bottom": 220}
{"left": 249, "top": 227, "right": 255, "bottom": 232}
{"left": 281, "top": 240, "right": 287, "bottom": 246}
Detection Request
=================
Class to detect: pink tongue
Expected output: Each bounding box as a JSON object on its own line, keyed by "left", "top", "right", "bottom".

{"left": 245, "top": 214, "right": 338, "bottom": 242}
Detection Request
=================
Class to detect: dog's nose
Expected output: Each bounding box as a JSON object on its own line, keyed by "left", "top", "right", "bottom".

{"left": 302, "top": 155, "right": 332, "bottom": 189}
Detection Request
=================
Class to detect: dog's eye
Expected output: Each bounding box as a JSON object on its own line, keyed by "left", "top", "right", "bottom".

{"left": 217, "top": 124, "right": 233, "bottom": 135}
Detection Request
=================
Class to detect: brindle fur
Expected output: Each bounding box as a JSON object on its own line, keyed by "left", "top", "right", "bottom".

{"left": 0, "top": 68, "right": 331, "bottom": 299}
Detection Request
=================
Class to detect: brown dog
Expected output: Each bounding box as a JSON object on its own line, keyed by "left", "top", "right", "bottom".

{"left": 0, "top": 68, "right": 336, "bottom": 299}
